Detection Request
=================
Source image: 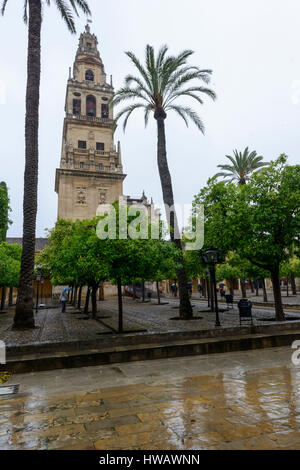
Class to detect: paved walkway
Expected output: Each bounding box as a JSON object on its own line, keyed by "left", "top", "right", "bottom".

{"left": 1, "top": 346, "right": 300, "bottom": 449}
{"left": 1, "top": 297, "right": 300, "bottom": 348}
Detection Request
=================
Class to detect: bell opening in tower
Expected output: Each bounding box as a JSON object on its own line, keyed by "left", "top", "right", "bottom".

{"left": 86, "top": 95, "right": 96, "bottom": 117}
{"left": 85, "top": 69, "right": 94, "bottom": 81}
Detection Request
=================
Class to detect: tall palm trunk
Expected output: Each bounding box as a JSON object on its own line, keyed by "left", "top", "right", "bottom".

{"left": 155, "top": 113, "right": 193, "bottom": 319}
{"left": 13, "top": 0, "right": 41, "bottom": 329}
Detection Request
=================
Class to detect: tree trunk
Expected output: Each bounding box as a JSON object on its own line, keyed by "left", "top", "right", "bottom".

{"left": 132, "top": 283, "right": 137, "bottom": 300}
{"left": 156, "top": 281, "right": 161, "bottom": 305}
{"left": 291, "top": 273, "right": 297, "bottom": 295}
{"left": 70, "top": 287, "right": 74, "bottom": 303}
{"left": 142, "top": 281, "right": 145, "bottom": 302}
{"left": 72, "top": 286, "right": 78, "bottom": 307}
{"left": 77, "top": 286, "right": 82, "bottom": 310}
{"left": 255, "top": 280, "right": 259, "bottom": 296}
{"left": 155, "top": 115, "right": 192, "bottom": 319}
{"left": 241, "top": 279, "right": 247, "bottom": 298}
{"left": 0, "top": 288, "right": 6, "bottom": 311}
{"left": 14, "top": 0, "right": 42, "bottom": 329}
{"left": 9, "top": 287, "right": 13, "bottom": 306}
{"left": 271, "top": 267, "right": 285, "bottom": 321}
{"left": 84, "top": 287, "right": 90, "bottom": 314}
{"left": 91, "top": 284, "right": 98, "bottom": 318}
{"left": 117, "top": 278, "right": 123, "bottom": 333}
{"left": 229, "top": 279, "right": 234, "bottom": 297}
{"left": 99, "top": 282, "right": 104, "bottom": 301}
{"left": 286, "top": 278, "right": 289, "bottom": 297}
{"left": 250, "top": 279, "right": 254, "bottom": 293}
{"left": 261, "top": 278, "right": 268, "bottom": 302}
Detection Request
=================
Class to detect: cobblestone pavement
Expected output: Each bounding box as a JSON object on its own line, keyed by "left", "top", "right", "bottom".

{"left": 1, "top": 346, "right": 300, "bottom": 450}
{"left": 1, "top": 296, "right": 300, "bottom": 348}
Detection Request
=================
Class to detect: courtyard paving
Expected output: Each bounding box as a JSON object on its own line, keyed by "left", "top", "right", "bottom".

{"left": 1, "top": 346, "right": 300, "bottom": 449}
{"left": 1, "top": 295, "right": 300, "bottom": 349}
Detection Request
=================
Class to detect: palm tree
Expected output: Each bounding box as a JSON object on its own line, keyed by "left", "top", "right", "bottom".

{"left": 215, "top": 147, "right": 269, "bottom": 185}
{"left": 1, "top": 0, "right": 91, "bottom": 329}
{"left": 113, "top": 45, "right": 216, "bottom": 319}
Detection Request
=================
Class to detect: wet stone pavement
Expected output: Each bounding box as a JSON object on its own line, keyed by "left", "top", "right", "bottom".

{"left": 1, "top": 346, "right": 300, "bottom": 450}
{"left": 1, "top": 296, "right": 300, "bottom": 348}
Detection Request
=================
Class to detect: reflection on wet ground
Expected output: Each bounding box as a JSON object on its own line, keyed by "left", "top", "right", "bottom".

{"left": 1, "top": 346, "right": 300, "bottom": 449}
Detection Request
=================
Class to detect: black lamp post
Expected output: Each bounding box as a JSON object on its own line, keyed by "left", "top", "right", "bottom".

{"left": 205, "top": 269, "right": 210, "bottom": 308}
{"left": 200, "top": 246, "right": 225, "bottom": 327}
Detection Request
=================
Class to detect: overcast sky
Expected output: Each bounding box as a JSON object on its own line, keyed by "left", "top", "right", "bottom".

{"left": 1, "top": 0, "right": 300, "bottom": 237}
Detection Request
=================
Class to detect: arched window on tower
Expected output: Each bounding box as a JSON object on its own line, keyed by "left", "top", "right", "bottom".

{"left": 73, "top": 99, "right": 81, "bottom": 115}
{"left": 86, "top": 95, "right": 96, "bottom": 117}
{"left": 85, "top": 69, "right": 94, "bottom": 81}
{"left": 101, "top": 104, "right": 109, "bottom": 119}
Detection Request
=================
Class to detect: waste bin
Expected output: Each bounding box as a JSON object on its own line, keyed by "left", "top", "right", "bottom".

{"left": 238, "top": 299, "right": 253, "bottom": 325}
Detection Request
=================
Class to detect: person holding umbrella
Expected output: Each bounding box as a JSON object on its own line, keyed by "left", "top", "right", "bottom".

{"left": 60, "top": 287, "right": 72, "bottom": 313}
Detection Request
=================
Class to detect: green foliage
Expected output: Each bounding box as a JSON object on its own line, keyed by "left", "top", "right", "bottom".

{"left": 37, "top": 203, "right": 181, "bottom": 288}
{"left": 0, "top": 242, "right": 21, "bottom": 287}
{"left": 183, "top": 249, "right": 206, "bottom": 280}
{"left": 280, "top": 256, "right": 300, "bottom": 278}
{"left": 216, "top": 262, "right": 241, "bottom": 284}
{"left": 0, "top": 182, "right": 11, "bottom": 242}
{"left": 37, "top": 218, "right": 109, "bottom": 286}
{"left": 112, "top": 44, "right": 216, "bottom": 132}
{"left": 194, "top": 155, "right": 300, "bottom": 273}
{"left": 98, "top": 201, "right": 180, "bottom": 284}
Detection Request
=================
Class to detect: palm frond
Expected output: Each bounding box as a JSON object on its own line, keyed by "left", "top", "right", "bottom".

{"left": 217, "top": 164, "right": 237, "bottom": 172}
{"left": 144, "top": 104, "right": 153, "bottom": 128}
{"left": 1, "top": 0, "right": 8, "bottom": 15}
{"left": 23, "top": 0, "right": 28, "bottom": 23}
{"left": 124, "top": 75, "right": 153, "bottom": 101}
{"left": 165, "top": 85, "right": 216, "bottom": 107}
{"left": 114, "top": 103, "right": 146, "bottom": 131}
{"left": 125, "top": 51, "right": 153, "bottom": 94}
{"left": 215, "top": 147, "right": 268, "bottom": 184}
{"left": 115, "top": 45, "right": 215, "bottom": 134}
{"left": 166, "top": 91, "right": 204, "bottom": 107}
{"left": 69, "top": 0, "right": 91, "bottom": 15}
{"left": 165, "top": 70, "right": 213, "bottom": 98}
{"left": 112, "top": 87, "right": 151, "bottom": 106}
{"left": 167, "top": 105, "right": 204, "bottom": 132}
{"left": 54, "top": 0, "right": 76, "bottom": 33}
{"left": 214, "top": 172, "right": 236, "bottom": 179}
{"left": 167, "top": 105, "right": 189, "bottom": 127}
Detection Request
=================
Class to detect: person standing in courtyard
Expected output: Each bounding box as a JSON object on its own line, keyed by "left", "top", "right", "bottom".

{"left": 60, "top": 288, "right": 70, "bottom": 313}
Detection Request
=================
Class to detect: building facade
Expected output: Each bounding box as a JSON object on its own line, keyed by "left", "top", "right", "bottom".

{"left": 55, "top": 24, "right": 126, "bottom": 220}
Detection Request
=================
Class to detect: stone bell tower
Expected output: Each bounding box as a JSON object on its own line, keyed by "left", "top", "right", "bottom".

{"left": 55, "top": 23, "right": 126, "bottom": 220}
